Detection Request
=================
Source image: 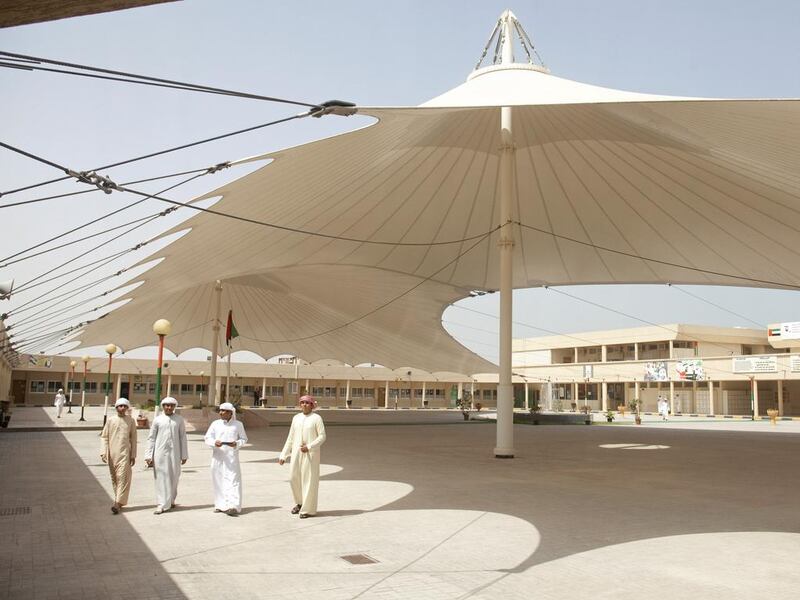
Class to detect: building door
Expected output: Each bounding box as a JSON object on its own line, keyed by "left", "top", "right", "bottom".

{"left": 12, "top": 380, "right": 26, "bottom": 404}
{"left": 120, "top": 382, "right": 130, "bottom": 399}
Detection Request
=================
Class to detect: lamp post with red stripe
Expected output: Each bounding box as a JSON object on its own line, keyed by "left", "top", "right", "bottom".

{"left": 153, "top": 319, "right": 172, "bottom": 412}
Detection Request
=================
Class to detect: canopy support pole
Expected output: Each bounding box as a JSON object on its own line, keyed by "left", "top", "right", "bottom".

{"left": 495, "top": 16, "right": 516, "bottom": 458}
{"left": 208, "top": 280, "right": 222, "bottom": 406}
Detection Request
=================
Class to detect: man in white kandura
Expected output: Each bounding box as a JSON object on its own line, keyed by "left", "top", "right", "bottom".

{"left": 54, "top": 388, "right": 66, "bottom": 418}
{"left": 144, "top": 397, "right": 188, "bottom": 515}
{"left": 279, "top": 395, "right": 327, "bottom": 519}
{"left": 204, "top": 402, "right": 248, "bottom": 516}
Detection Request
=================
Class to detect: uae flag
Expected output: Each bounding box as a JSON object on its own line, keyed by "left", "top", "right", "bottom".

{"left": 225, "top": 310, "right": 239, "bottom": 346}
{"left": 768, "top": 327, "right": 781, "bottom": 337}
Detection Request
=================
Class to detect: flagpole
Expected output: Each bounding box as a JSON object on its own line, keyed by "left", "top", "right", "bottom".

{"left": 226, "top": 341, "right": 232, "bottom": 403}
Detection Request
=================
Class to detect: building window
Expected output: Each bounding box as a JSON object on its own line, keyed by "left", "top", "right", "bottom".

{"left": 47, "top": 381, "right": 61, "bottom": 393}
{"left": 133, "top": 383, "right": 148, "bottom": 394}
{"left": 68, "top": 381, "right": 81, "bottom": 392}
{"left": 29, "top": 381, "right": 45, "bottom": 394}
{"left": 363, "top": 387, "right": 374, "bottom": 398}
{"left": 311, "top": 386, "right": 324, "bottom": 396}
{"left": 288, "top": 382, "right": 298, "bottom": 395}
{"left": 351, "top": 387, "right": 363, "bottom": 398}
{"left": 339, "top": 387, "right": 348, "bottom": 397}
{"left": 482, "top": 389, "right": 497, "bottom": 401}
{"left": 100, "top": 382, "right": 113, "bottom": 393}
{"left": 195, "top": 384, "right": 208, "bottom": 395}
{"left": 85, "top": 382, "right": 98, "bottom": 394}
{"left": 242, "top": 385, "right": 255, "bottom": 394}
{"left": 180, "top": 384, "right": 194, "bottom": 395}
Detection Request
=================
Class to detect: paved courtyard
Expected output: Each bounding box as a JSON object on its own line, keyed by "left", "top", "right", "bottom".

{"left": 1, "top": 407, "right": 799, "bottom": 599}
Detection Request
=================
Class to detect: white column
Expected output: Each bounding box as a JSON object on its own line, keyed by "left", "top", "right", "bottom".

{"left": 384, "top": 382, "right": 390, "bottom": 409}
{"left": 601, "top": 380, "right": 608, "bottom": 412}
{"left": 778, "top": 381, "right": 784, "bottom": 416}
{"left": 345, "top": 379, "right": 351, "bottom": 408}
{"left": 166, "top": 374, "right": 173, "bottom": 399}
{"left": 669, "top": 380, "right": 675, "bottom": 413}
{"left": 421, "top": 381, "right": 426, "bottom": 408}
{"left": 305, "top": 379, "right": 310, "bottom": 396}
{"left": 692, "top": 381, "right": 698, "bottom": 414}
{"left": 601, "top": 345, "right": 607, "bottom": 362}
{"left": 115, "top": 373, "right": 122, "bottom": 400}
{"left": 524, "top": 381, "right": 529, "bottom": 411}
{"left": 458, "top": 381, "right": 463, "bottom": 407}
{"left": 669, "top": 340, "right": 674, "bottom": 359}
{"left": 495, "top": 23, "right": 516, "bottom": 457}
{"left": 708, "top": 379, "right": 715, "bottom": 416}
{"left": 208, "top": 280, "right": 222, "bottom": 406}
{"left": 572, "top": 382, "right": 578, "bottom": 407}
{"left": 470, "top": 380, "right": 475, "bottom": 410}
{"left": 261, "top": 377, "right": 267, "bottom": 404}
{"left": 752, "top": 377, "right": 759, "bottom": 419}
{"left": 574, "top": 348, "right": 579, "bottom": 363}
{"left": 634, "top": 343, "right": 639, "bottom": 361}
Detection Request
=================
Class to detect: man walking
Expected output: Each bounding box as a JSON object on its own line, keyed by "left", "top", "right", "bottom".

{"left": 204, "top": 402, "right": 247, "bottom": 516}
{"left": 145, "top": 397, "right": 188, "bottom": 514}
{"left": 53, "top": 388, "right": 66, "bottom": 418}
{"left": 100, "top": 398, "right": 137, "bottom": 514}
{"left": 279, "top": 395, "right": 326, "bottom": 518}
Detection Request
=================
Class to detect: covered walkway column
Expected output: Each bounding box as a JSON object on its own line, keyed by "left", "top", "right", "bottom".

{"left": 708, "top": 379, "right": 715, "bottom": 416}
{"left": 524, "top": 381, "right": 529, "bottom": 411}
{"left": 601, "top": 380, "right": 608, "bottom": 412}
{"left": 345, "top": 379, "right": 351, "bottom": 408}
{"left": 669, "top": 380, "right": 675, "bottom": 413}
{"left": 778, "top": 381, "right": 784, "bottom": 416}
{"left": 384, "top": 382, "right": 390, "bottom": 409}
{"left": 751, "top": 377, "right": 759, "bottom": 420}
{"left": 261, "top": 378, "right": 267, "bottom": 405}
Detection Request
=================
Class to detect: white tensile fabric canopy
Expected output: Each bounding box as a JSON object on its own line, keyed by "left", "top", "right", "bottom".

{"left": 77, "top": 17, "right": 800, "bottom": 379}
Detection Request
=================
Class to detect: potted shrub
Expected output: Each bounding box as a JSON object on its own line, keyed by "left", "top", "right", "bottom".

{"left": 766, "top": 408, "right": 779, "bottom": 425}
{"left": 458, "top": 398, "right": 471, "bottom": 421}
{"left": 616, "top": 404, "right": 626, "bottom": 417}
{"left": 604, "top": 409, "right": 615, "bottom": 423}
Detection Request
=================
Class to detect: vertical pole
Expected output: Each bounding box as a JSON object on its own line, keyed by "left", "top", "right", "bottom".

{"left": 155, "top": 335, "right": 165, "bottom": 404}
{"left": 226, "top": 350, "right": 232, "bottom": 403}
{"left": 669, "top": 380, "right": 675, "bottom": 414}
{"left": 495, "top": 13, "right": 515, "bottom": 458}
{"left": 470, "top": 380, "right": 475, "bottom": 410}
{"left": 421, "top": 381, "right": 426, "bottom": 408}
{"left": 261, "top": 377, "right": 267, "bottom": 407}
{"left": 708, "top": 379, "right": 715, "bottom": 416}
{"left": 103, "top": 353, "right": 113, "bottom": 426}
{"left": 751, "top": 377, "right": 759, "bottom": 420}
{"left": 79, "top": 362, "right": 87, "bottom": 421}
{"left": 68, "top": 365, "right": 74, "bottom": 413}
{"left": 524, "top": 381, "right": 529, "bottom": 411}
{"left": 384, "top": 382, "right": 390, "bottom": 409}
{"left": 601, "top": 380, "right": 608, "bottom": 412}
{"left": 208, "top": 281, "right": 222, "bottom": 406}
{"left": 166, "top": 373, "right": 173, "bottom": 400}
{"left": 778, "top": 380, "right": 784, "bottom": 417}
{"left": 346, "top": 379, "right": 351, "bottom": 408}
{"left": 115, "top": 373, "right": 122, "bottom": 402}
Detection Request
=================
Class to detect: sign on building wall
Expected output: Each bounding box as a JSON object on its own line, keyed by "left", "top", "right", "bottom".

{"left": 644, "top": 361, "right": 668, "bottom": 381}
{"left": 583, "top": 364, "right": 593, "bottom": 378}
{"left": 768, "top": 322, "right": 800, "bottom": 340}
{"left": 675, "top": 359, "right": 705, "bottom": 381}
{"left": 23, "top": 355, "right": 52, "bottom": 368}
{"left": 790, "top": 355, "right": 800, "bottom": 373}
{"left": 732, "top": 356, "right": 778, "bottom": 373}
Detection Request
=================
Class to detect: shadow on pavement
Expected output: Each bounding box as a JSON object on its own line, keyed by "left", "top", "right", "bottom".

{"left": 0, "top": 431, "right": 188, "bottom": 599}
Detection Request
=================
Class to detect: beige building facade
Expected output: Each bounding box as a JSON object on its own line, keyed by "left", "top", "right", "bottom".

{"left": 514, "top": 324, "right": 800, "bottom": 417}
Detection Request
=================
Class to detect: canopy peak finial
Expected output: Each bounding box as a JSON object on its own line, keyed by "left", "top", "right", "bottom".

{"left": 473, "top": 9, "right": 549, "bottom": 74}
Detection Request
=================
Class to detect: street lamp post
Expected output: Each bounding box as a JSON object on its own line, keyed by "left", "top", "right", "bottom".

{"left": 67, "top": 360, "right": 76, "bottom": 413}
{"left": 79, "top": 355, "right": 89, "bottom": 422}
{"left": 103, "top": 344, "right": 117, "bottom": 426}
{"left": 153, "top": 319, "right": 171, "bottom": 410}
{"left": 199, "top": 371, "right": 204, "bottom": 406}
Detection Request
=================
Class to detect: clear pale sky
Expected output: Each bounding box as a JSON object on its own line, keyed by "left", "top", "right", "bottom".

{"left": 2, "top": 0, "right": 799, "bottom": 363}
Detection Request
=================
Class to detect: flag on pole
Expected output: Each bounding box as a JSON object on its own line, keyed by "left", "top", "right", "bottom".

{"left": 225, "top": 310, "right": 239, "bottom": 346}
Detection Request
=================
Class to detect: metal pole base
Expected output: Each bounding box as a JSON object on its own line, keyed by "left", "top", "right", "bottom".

{"left": 494, "top": 448, "right": 515, "bottom": 459}
{"left": 79, "top": 407, "right": 86, "bottom": 422}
